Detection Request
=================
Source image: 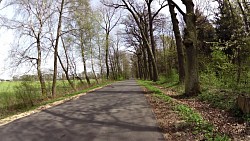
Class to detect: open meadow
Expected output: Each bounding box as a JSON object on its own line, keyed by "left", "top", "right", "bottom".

{"left": 0, "top": 79, "right": 98, "bottom": 118}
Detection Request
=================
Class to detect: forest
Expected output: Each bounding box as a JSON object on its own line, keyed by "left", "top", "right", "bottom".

{"left": 0, "top": 0, "right": 249, "bottom": 140}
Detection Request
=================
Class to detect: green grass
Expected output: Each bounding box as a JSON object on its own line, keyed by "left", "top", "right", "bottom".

{"left": 0, "top": 81, "right": 22, "bottom": 93}
{"left": 138, "top": 80, "right": 230, "bottom": 141}
{"left": 0, "top": 80, "right": 112, "bottom": 119}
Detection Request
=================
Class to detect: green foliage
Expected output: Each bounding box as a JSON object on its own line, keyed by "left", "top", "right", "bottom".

{"left": 14, "top": 80, "right": 42, "bottom": 107}
{"left": 138, "top": 80, "right": 172, "bottom": 102}
{"left": 0, "top": 92, "right": 15, "bottom": 109}
{"left": 175, "top": 104, "right": 229, "bottom": 141}
{"left": 175, "top": 104, "right": 204, "bottom": 124}
{"left": 211, "top": 49, "right": 236, "bottom": 87}
{"left": 197, "top": 90, "right": 236, "bottom": 111}
{"left": 0, "top": 81, "right": 22, "bottom": 93}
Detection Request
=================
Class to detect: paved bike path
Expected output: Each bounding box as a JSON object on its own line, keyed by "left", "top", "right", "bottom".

{"left": 0, "top": 80, "right": 164, "bottom": 141}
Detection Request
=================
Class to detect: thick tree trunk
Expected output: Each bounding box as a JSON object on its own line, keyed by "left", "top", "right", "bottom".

{"left": 182, "top": 0, "right": 200, "bottom": 96}
{"left": 105, "top": 34, "right": 110, "bottom": 80}
{"left": 52, "top": 0, "right": 64, "bottom": 98}
{"left": 142, "top": 46, "right": 148, "bottom": 80}
{"left": 81, "top": 44, "right": 90, "bottom": 85}
{"left": 37, "top": 36, "right": 47, "bottom": 97}
{"left": 143, "top": 22, "right": 158, "bottom": 82}
{"left": 83, "top": 57, "right": 90, "bottom": 85}
{"left": 147, "top": 1, "right": 156, "bottom": 59}
{"left": 168, "top": 1, "right": 185, "bottom": 83}
{"left": 137, "top": 55, "right": 143, "bottom": 79}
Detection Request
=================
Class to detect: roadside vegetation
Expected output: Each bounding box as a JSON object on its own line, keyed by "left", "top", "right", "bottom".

{"left": 139, "top": 80, "right": 231, "bottom": 141}
{"left": 0, "top": 79, "right": 112, "bottom": 119}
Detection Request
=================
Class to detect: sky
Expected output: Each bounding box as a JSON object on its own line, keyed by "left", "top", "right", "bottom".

{"left": 0, "top": 2, "right": 15, "bottom": 80}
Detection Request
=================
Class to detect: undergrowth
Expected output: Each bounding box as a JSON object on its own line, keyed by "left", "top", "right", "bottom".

{"left": 138, "top": 80, "right": 230, "bottom": 141}
{"left": 155, "top": 72, "right": 245, "bottom": 117}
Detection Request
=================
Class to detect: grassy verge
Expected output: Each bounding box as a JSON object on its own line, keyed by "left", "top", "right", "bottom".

{"left": 138, "top": 80, "right": 230, "bottom": 141}
{"left": 0, "top": 81, "right": 112, "bottom": 120}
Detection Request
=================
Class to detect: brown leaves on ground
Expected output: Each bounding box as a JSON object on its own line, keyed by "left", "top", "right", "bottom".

{"left": 145, "top": 93, "right": 199, "bottom": 141}
{"left": 149, "top": 86, "right": 250, "bottom": 141}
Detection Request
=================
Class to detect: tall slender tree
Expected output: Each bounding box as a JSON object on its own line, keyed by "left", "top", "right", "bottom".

{"left": 99, "top": 5, "right": 120, "bottom": 80}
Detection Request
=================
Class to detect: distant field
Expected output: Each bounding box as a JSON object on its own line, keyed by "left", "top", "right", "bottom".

{"left": 0, "top": 81, "right": 22, "bottom": 93}
{"left": 0, "top": 79, "right": 95, "bottom": 94}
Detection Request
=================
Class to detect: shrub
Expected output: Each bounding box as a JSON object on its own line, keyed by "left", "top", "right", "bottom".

{"left": 14, "top": 80, "right": 42, "bottom": 107}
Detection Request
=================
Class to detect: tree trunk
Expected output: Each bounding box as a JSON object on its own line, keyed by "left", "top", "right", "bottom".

{"left": 147, "top": 1, "right": 156, "bottom": 59}
{"left": 168, "top": 0, "right": 185, "bottom": 83}
{"left": 237, "top": 48, "right": 241, "bottom": 84}
{"left": 83, "top": 56, "right": 90, "bottom": 85}
{"left": 237, "top": 94, "right": 250, "bottom": 114}
{"left": 182, "top": 0, "right": 200, "bottom": 96}
{"left": 142, "top": 46, "right": 148, "bottom": 80}
{"left": 57, "top": 37, "right": 76, "bottom": 91}
{"left": 52, "top": 0, "right": 64, "bottom": 98}
{"left": 105, "top": 33, "right": 110, "bottom": 80}
{"left": 143, "top": 21, "right": 158, "bottom": 82}
{"left": 90, "top": 42, "right": 99, "bottom": 84}
{"left": 98, "top": 40, "right": 103, "bottom": 79}
{"left": 237, "top": 0, "right": 249, "bottom": 33}
{"left": 37, "top": 36, "right": 47, "bottom": 97}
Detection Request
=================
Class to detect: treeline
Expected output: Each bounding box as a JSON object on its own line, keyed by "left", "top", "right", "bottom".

{"left": 1, "top": 0, "right": 131, "bottom": 97}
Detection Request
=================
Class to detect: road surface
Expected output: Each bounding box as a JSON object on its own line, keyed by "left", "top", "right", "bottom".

{"left": 0, "top": 80, "right": 164, "bottom": 141}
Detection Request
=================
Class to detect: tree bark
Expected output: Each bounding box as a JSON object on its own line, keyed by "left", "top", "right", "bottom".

{"left": 182, "top": 0, "right": 201, "bottom": 96}
{"left": 52, "top": 0, "right": 65, "bottom": 98}
{"left": 57, "top": 37, "right": 76, "bottom": 91}
{"left": 37, "top": 34, "right": 47, "bottom": 97}
{"left": 90, "top": 40, "right": 99, "bottom": 84}
{"left": 80, "top": 34, "right": 91, "bottom": 86}
{"left": 237, "top": 0, "right": 249, "bottom": 33}
{"left": 105, "top": 33, "right": 110, "bottom": 80}
{"left": 168, "top": 0, "right": 185, "bottom": 83}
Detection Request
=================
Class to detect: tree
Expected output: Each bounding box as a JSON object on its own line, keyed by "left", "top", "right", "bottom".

{"left": 168, "top": 0, "right": 185, "bottom": 83}
{"left": 104, "top": 0, "right": 159, "bottom": 81}
{"left": 57, "top": 36, "right": 77, "bottom": 91}
{"left": 51, "top": 0, "right": 65, "bottom": 97}
{"left": 99, "top": 5, "right": 120, "bottom": 80}
{"left": 5, "top": 0, "right": 54, "bottom": 97}
{"left": 215, "top": 0, "right": 248, "bottom": 84}
{"left": 173, "top": 0, "right": 201, "bottom": 95}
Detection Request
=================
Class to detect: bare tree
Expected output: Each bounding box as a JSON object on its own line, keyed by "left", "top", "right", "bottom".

{"left": 103, "top": 0, "right": 168, "bottom": 81}
{"left": 99, "top": 5, "right": 120, "bottom": 80}
{"left": 4, "top": 0, "right": 54, "bottom": 97}
{"left": 57, "top": 36, "right": 77, "bottom": 91}
{"left": 51, "top": 0, "right": 65, "bottom": 97}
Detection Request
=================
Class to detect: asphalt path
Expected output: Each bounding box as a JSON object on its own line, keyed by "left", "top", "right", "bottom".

{"left": 0, "top": 80, "right": 164, "bottom": 141}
